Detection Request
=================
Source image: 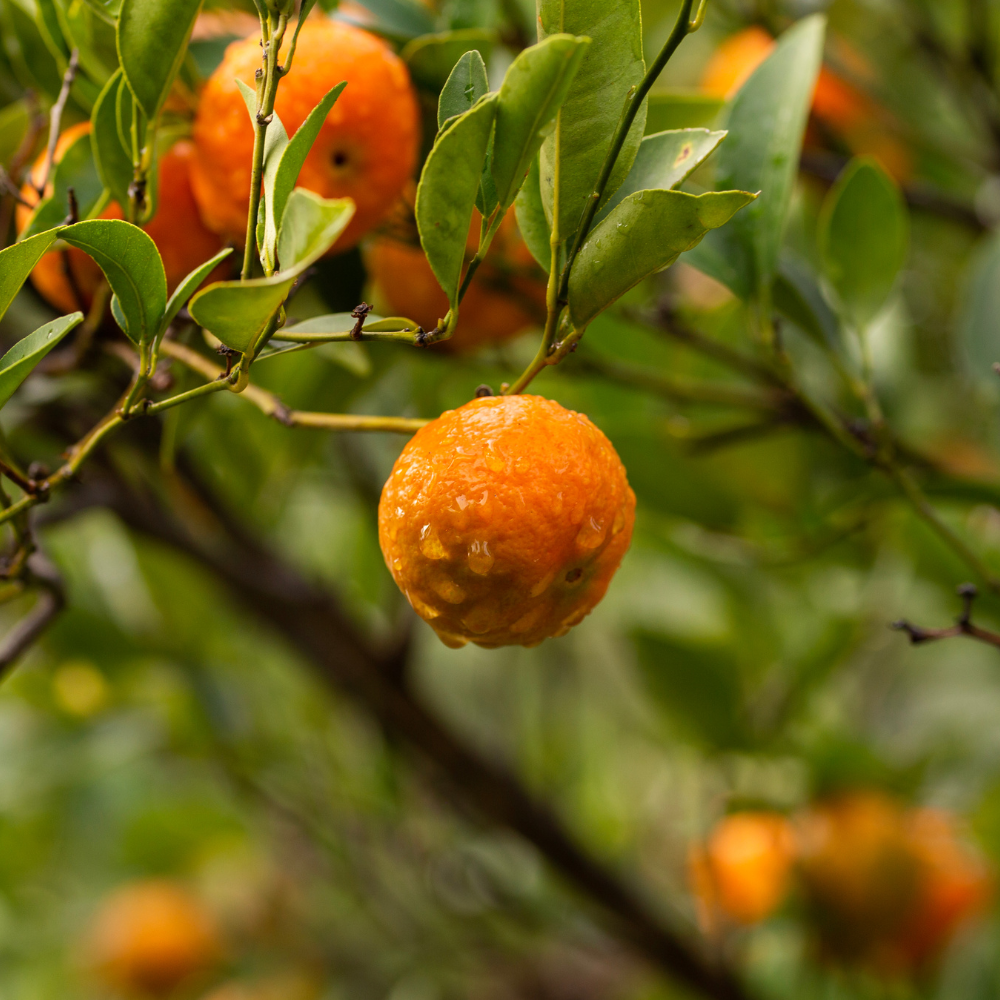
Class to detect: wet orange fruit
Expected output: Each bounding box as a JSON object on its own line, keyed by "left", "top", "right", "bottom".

{"left": 367, "top": 207, "right": 546, "bottom": 351}
{"left": 378, "top": 395, "right": 635, "bottom": 649}
{"left": 17, "top": 124, "right": 225, "bottom": 314}
{"left": 689, "top": 812, "right": 795, "bottom": 928}
{"left": 191, "top": 19, "right": 419, "bottom": 249}
{"left": 87, "top": 880, "right": 222, "bottom": 996}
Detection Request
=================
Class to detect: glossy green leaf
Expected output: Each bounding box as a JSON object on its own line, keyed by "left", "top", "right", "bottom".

{"left": 117, "top": 0, "right": 202, "bottom": 120}
{"left": 514, "top": 154, "right": 551, "bottom": 273}
{"left": 402, "top": 29, "right": 493, "bottom": 91}
{"left": 91, "top": 69, "right": 132, "bottom": 210}
{"left": 1, "top": 0, "right": 64, "bottom": 97}
{"left": 492, "top": 34, "right": 589, "bottom": 211}
{"left": 595, "top": 128, "right": 727, "bottom": 224}
{"left": 818, "top": 157, "right": 908, "bottom": 329}
{"left": 79, "top": 0, "right": 122, "bottom": 19}
{"left": 160, "top": 247, "right": 233, "bottom": 335}
{"left": 60, "top": 218, "right": 167, "bottom": 344}
{"left": 0, "top": 99, "right": 29, "bottom": 167}
{"left": 62, "top": 0, "right": 119, "bottom": 84}
{"left": 0, "top": 232, "right": 62, "bottom": 321}
{"left": 280, "top": 313, "right": 416, "bottom": 336}
{"left": 437, "top": 49, "right": 489, "bottom": 130}
{"left": 36, "top": 0, "right": 71, "bottom": 62}
{"left": 115, "top": 70, "right": 143, "bottom": 164}
{"left": 263, "top": 82, "right": 346, "bottom": 276}
{"left": 0, "top": 313, "right": 83, "bottom": 410}
{"left": 415, "top": 93, "right": 497, "bottom": 307}
{"left": 959, "top": 231, "right": 1000, "bottom": 383}
{"left": 342, "top": 0, "right": 435, "bottom": 40}
{"left": 686, "top": 15, "right": 825, "bottom": 300}
{"left": 568, "top": 188, "right": 756, "bottom": 329}
{"left": 538, "top": 0, "right": 646, "bottom": 246}
{"left": 189, "top": 192, "right": 354, "bottom": 354}
{"left": 645, "top": 91, "right": 725, "bottom": 132}
{"left": 21, "top": 131, "right": 107, "bottom": 240}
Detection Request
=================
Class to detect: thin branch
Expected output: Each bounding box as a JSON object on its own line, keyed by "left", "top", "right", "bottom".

{"left": 0, "top": 557, "right": 65, "bottom": 678}
{"left": 893, "top": 583, "right": 1000, "bottom": 649}
{"left": 35, "top": 49, "right": 79, "bottom": 198}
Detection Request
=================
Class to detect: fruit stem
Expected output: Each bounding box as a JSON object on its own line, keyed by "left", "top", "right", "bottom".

{"left": 556, "top": 0, "right": 702, "bottom": 304}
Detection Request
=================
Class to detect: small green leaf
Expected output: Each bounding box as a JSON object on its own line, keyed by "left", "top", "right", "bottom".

{"left": 22, "top": 128, "right": 106, "bottom": 242}
{"left": 595, "top": 129, "right": 727, "bottom": 224}
{"left": 491, "top": 34, "right": 589, "bottom": 211}
{"left": 36, "top": 0, "right": 71, "bottom": 63}
{"left": 773, "top": 254, "right": 840, "bottom": 350}
{"left": 0, "top": 231, "right": 62, "bottom": 321}
{"left": 959, "top": 231, "right": 1000, "bottom": 384}
{"left": 91, "top": 69, "right": 133, "bottom": 210}
{"left": 402, "top": 28, "right": 493, "bottom": 92}
{"left": 818, "top": 156, "right": 908, "bottom": 329}
{"left": 437, "top": 49, "right": 488, "bottom": 130}
{"left": 160, "top": 247, "right": 233, "bottom": 335}
{"left": 538, "top": 0, "right": 647, "bottom": 247}
{"left": 1, "top": 0, "right": 64, "bottom": 97}
{"left": 645, "top": 91, "right": 725, "bottom": 133}
{"left": 568, "top": 188, "right": 756, "bottom": 329}
{"left": 0, "top": 313, "right": 83, "bottom": 410}
{"left": 342, "top": 0, "right": 435, "bottom": 40}
{"left": 686, "top": 15, "right": 825, "bottom": 299}
{"left": 0, "top": 98, "right": 29, "bottom": 167}
{"left": 189, "top": 192, "right": 354, "bottom": 354}
{"left": 62, "top": 0, "right": 119, "bottom": 84}
{"left": 115, "top": 70, "right": 141, "bottom": 162}
{"left": 60, "top": 218, "right": 167, "bottom": 344}
{"left": 263, "top": 82, "right": 346, "bottom": 275}
{"left": 117, "top": 0, "right": 203, "bottom": 120}
{"left": 280, "top": 313, "right": 412, "bottom": 336}
{"left": 415, "top": 93, "right": 498, "bottom": 307}
{"left": 514, "top": 154, "right": 551, "bottom": 273}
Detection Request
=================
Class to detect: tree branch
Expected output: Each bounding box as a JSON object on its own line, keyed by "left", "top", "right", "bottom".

{"left": 892, "top": 583, "right": 1000, "bottom": 649}
{"left": 0, "top": 556, "right": 65, "bottom": 677}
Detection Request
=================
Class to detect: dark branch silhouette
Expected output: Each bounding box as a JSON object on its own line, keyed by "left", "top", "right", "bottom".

{"left": 892, "top": 583, "right": 1000, "bottom": 649}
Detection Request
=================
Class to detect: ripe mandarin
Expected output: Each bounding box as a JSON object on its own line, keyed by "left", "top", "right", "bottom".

{"left": 689, "top": 812, "right": 795, "bottom": 928}
{"left": 191, "top": 19, "right": 419, "bottom": 249}
{"left": 378, "top": 395, "right": 635, "bottom": 649}
{"left": 17, "top": 125, "right": 224, "bottom": 314}
{"left": 367, "top": 207, "right": 546, "bottom": 351}
{"left": 87, "top": 880, "right": 222, "bottom": 997}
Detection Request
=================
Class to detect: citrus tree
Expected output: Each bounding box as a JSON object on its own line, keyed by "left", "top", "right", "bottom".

{"left": 2, "top": 0, "right": 1000, "bottom": 997}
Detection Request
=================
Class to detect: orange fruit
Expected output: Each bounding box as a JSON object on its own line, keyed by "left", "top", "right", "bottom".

{"left": 700, "top": 26, "right": 775, "bottom": 100}
{"left": 17, "top": 124, "right": 225, "bottom": 315}
{"left": 191, "top": 19, "right": 419, "bottom": 249}
{"left": 366, "top": 207, "right": 547, "bottom": 350}
{"left": 689, "top": 812, "right": 795, "bottom": 928}
{"left": 86, "top": 880, "right": 222, "bottom": 997}
{"left": 378, "top": 395, "right": 635, "bottom": 649}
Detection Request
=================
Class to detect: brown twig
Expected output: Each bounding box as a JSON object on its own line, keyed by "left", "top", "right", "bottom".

{"left": 0, "top": 556, "right": 64, "bottom": 677}
{"left": 892, "top": 583, "right": 1000, "bottom": 649}
{"left": 35, "top": 49, "right": 79, "bottom": 199}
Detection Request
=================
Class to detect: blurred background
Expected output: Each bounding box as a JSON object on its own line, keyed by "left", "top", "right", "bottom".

{"left": 4, "top": 0, "right": 1000, "bottom": 997}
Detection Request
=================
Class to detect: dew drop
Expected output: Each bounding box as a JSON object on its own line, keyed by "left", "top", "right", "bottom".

{"left": 409, "top": 593, "right": 442, "bottom": 620}
{"left": 511, "top": 604, "right": 544, "bottom": 633}
{"left": 575, "top": 516, "right": 606, "bottom": 551}
{"left": 612, "top": 508, "right": 626, "bottom": 535}
{"left": 467, "top": 540, "right": 494, "bottom": 575}
{"left": 530, "top": 568, "right": 557, "bottom": 597}
{"left": 431, "top": 575, "right": 466, "bottom": 604}
{"left": 461, "top": 603, "right": 495, "bottom": 634}
{"left": 419, "top": 524, "right": 448, "bottom": 560}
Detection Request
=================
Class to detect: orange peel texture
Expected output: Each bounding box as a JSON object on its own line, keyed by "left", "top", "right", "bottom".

{"left": 378, "top": 395, "right": 636, "bottom": 649}
{"left": 191, "top": 18, "right": 419, "bottom": 249}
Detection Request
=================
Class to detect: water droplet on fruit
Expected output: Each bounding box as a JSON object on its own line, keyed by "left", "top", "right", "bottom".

{"left": 575, "top": 516, "right": 605, "bottom": 551}
{"left": 467, "top": 540, "right": 494, "bottom": 575}
{"left": 612, "top": 508, "right": 626, "bottom": 535}
{"left": 409, "top": 593, "right": 441, "bottom": 620}
{"left": 511, "top": 604, "right": 544, "bottom": 633}
{"left": 530, "top": 568, "right": 557, "bottom": 596}
{"left": 431, "top": 575, "right": 466, "bottom": 604}
{"left": 461, "top": 603, "right": 494, "bottom": 634}
{"left": 419, "top": 524, "right": 447, "bottom": 560}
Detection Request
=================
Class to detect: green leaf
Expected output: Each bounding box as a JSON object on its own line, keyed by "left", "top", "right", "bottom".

{"left": 115, "top": 69, "right": 141, "bottom": 162}
{"left": 117, "top": 0, "right": 203, "bottom": 120}
{"left": 263, "top": 82, "right": 346, "bottom": 276}
{"left": 685, "top": 15, "right": 825, "bottom": 300}
{"left": 1, "top": 0, "right": 64, "bottom": 97}
{"left": 773, "top": 254, "right": 840, "bottom": 351}
{"left": 415, "top": 93, "right": 497, "bottom": 308}
{"left": 0, "top": 232, "right": 63, "bottom": 321}
{"left": 568, "top": 188, "right": 756, "bottom": 329}
{"left": 818, "top": 156, "right": 908, "bottom": 329}
{"left": 79, "top": 0, "right": 122, "bottom": 19}
{"left": 538, "top": 0, "right": 646, "bottom": 247}
{"left": 62, "top": 0, "right": 119, "bottom": 84}
{"left": 491, "top": 34, "right": 589, "bottom": 211}
{"left": 160, "top": 247, "right": 233, "bottom": 335}
{"left": 91, "top": 69, "right": 132, "bottom": 210}
{"left": 189, "top": 192, "right": 354, "bottom": 354}
{"left": 437, "top": 49, "right": 489, "bottom": 130}
{"left": 0, "top": 313, "right": 83, "bottom": 410}
{"left": 959, "top": 231, "right": 1000, "bottom": 384}
{"left": 514, "top": 154, "right": 551, "bottom": 273}
{"left": 36, "top": 0, "right": 71, "bottom": 63}
{"left": 645, "top": 91, "right": 725, "bottom": 133}
{"left": 280, "top": 313, "right": 416, "bottom": 336}
{"left": 342, "top": 0, "right": 435, "bottom": 40}
{"left": 60, "top": 218, "right": 167, "bottom": 344}
{"left": 401, "top": 28, "right": 493, "bottom": 92}
{"left": 595, "top": 128, "right": 727, "bottom": 224}
{"left": 0, "top": 99, "right": 29, "bottom": 167}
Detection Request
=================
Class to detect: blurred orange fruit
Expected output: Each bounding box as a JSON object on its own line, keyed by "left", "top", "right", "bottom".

{"left": 378, "top": 394, "right": 635, "bottom": 649}
{"left": 191, "top": 19, "right": 419, "bottom": 249}
{"left": 366, "top": 207, "right": 547, "bottom": 350}
{"left": 87, "top": 880, "right": 222, "bottom": 997}
{"left": 689, "top": 811, "right": 795, "bottom": 929}
{"left": 17, "top": 124, "right": 225, "bottom": 315}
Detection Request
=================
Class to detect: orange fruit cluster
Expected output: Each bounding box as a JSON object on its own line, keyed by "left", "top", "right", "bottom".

{"left": 689, "top": 792, "right": 993, "bottom": 973}
{"left": 378, "top": 394, "right": 635, "bottom": 649}
{"left": 17, "top": 123, "right": 224, "bottom": 314}
{"left": 86, "top": 880, "right": 223, "bottom": 996}
{"left": 191, "top": 18, "right": 419, "bottom": 249}
{"left": 701, "top": 27, "right": 911, "bottom": 181}
{"left": 366, "top": 207, "right": 547, "bottom": 351}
